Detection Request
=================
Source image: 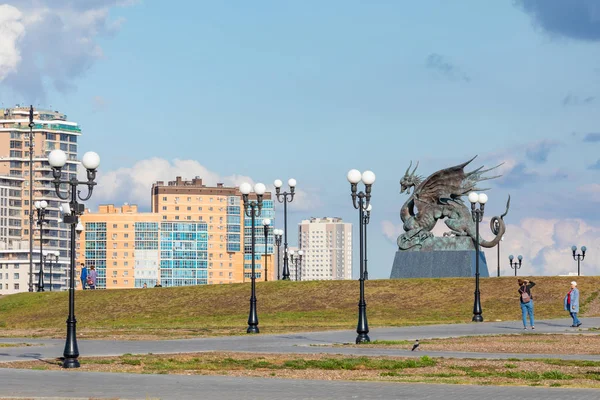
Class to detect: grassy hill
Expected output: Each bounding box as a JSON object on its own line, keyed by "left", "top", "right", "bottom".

{"left": 1, "top": 276, "right": 599, "bottom": 339}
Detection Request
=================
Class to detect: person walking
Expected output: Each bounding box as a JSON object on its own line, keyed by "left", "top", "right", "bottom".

{"left": 564, "top": 281, "right": 581, "bottom": 327}
{"left": 518, "top": 278, "right": 535, "bottom": 330}
{"left": 80, "top": 263, "right": 88, "bottom": 290}
{"left": 87, "top": 265, "right": 98, "bottom": 290}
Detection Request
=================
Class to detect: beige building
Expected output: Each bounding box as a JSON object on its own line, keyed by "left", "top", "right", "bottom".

{"left": 78, "top": 177, "right": 275, "bottom": 289}
{"left": 298, "top": 217, "right": 352, "bottom": 281}
{"left": 0, "top": 106, "right": 80, "bottom": 292}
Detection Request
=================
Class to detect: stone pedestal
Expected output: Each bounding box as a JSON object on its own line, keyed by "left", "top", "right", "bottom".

{"left": 390, "top": 236, "right": 489, "bottom": 278}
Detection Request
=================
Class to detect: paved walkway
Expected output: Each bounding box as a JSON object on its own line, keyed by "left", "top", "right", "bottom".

{"left": 2, "top": 318, "right": 600, "bottom": 399}
{"left": 1, "top": 317, "right": 599, "bottom": 363}
{"left": 1, "top": 369, "right": 599, "bottom": 400}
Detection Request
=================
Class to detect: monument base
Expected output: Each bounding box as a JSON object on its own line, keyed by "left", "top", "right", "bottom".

{"left": 390, "top": 249, "right": 489, "bottom": 279}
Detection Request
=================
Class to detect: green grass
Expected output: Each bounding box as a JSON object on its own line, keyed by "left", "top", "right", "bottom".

{"left": 1, "top": 277, "right": 599, "bottom": 338}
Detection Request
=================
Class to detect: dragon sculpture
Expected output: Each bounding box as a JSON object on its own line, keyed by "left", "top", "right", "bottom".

{"left": 397, "top": 156, "right": 510, "bottom": 251}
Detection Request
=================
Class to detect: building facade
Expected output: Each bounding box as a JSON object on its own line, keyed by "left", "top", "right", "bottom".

{"left": 298, "top": 217, "right": 352, "bottom": 281}
{"left": 0, "top": 106, "right": 81, "bottom": 292}
{"left": 78, "top": 177, "right": 275, "bottom": 289}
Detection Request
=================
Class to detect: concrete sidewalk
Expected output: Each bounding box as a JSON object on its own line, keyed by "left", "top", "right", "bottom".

{"left": 1, "top": 317, "right": 598, "bottom": 363}
{"left": 1, "top": 369, "right": 599, "bottom": 400}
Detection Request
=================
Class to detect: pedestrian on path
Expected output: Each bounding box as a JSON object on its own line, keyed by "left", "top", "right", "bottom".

{"left": 518, "top": 278, "right": 535, "bottom": 330}
{"left": 87, "top": 265, "right": 98, "bottom": 290}
{"left": 80, "top": 263, "right": 88, "bottom": 290}
{"left": 564, "top": 281, "right": 582, "bottom": 327}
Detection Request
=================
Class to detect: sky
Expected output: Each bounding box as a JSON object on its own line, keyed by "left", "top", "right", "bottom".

{"left": 1, "top": 0, "right": 600, "bottom": 278}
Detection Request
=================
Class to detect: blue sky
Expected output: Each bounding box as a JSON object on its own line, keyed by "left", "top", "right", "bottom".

{"left": 2, "top": 0, "right": 600, "bottom": 277}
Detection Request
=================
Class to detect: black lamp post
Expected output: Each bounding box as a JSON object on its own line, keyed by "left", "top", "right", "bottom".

{"left": 240, "top": 182, "right": 265, "bottom": 334}
{"left": 491, "top": 218, "right": 503, "bottom": 277}
{"left": 290, "top": 250, "right": 304, "bottom": 281}
{"left": 44, "top": 251, "right": 59, "bottom": 292}
{"left": 468, "top": 192, "right": 487, "bottom": 323}
{"left": 262, "top": 218, "right": 271, "bottom": 281}
{"left": 48, "top": 148, "right": 100, "bottom": 368}
{"left": 508, "top": 254, "right": 523, "bottom": 276}
{"left": 34, "top": 200, "right": 49, "bottom": 292}
{"left": 28, "top": 105, "right": 35, "bottom": 292}
{"left": 274, "top": 229, "right": 282, "bottom": 280}
{"left": 571, "top": 246, "right": 587, "bottom": 276}
{"left": 347, "top": 169, "right": 375, "bottom": 344}
{"left": 274, "top": 178, "right": 296, "bottom": 280}
{"left": 363, "top": 204, "right": 372, "bottom": 280}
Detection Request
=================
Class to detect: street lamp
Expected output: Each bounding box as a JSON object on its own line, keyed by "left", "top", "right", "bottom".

{"left": 44, "top": 250, "right": 59, "bottom": 292}
{"left": 274, "top": 178, "right": 296, "bottom": 280}
{"left": 274, "top": 229, "right": 283, "bottom": 280}
{"left": 49, "top": 148, "right": 100, "bottom": 368}
{"left": 240, "top": 182, "right": 265, "bottom": 334}
{"left": 572, "top": 246, "right": 587, "bottom": 276}
{"left": 508, "top": 254, "right": 523, "bottom": 276}
{"left": 262, "top": 218, "right": 271, "bottom": 281}
{"left": 468, "top": 192, "right": 487, "bottom": 323}
{"left": 34, "top": 200, "right": 49, "bottom": 292}
{"left": 290, "top": 250, "right": 304, "bottom": 281}
{"left": 28, "top": 105, "right": 35, "bottom": 292}
{"left": 347, "top": 169, "right": 375, "bottom": 344}
{"left": 363, "top": 204, "right": 372, "bottom": 280}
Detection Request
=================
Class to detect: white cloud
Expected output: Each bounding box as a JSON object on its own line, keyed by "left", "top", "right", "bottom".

{"left": 85, "top": 158, "right": 321, "bottom": 213}
{"left": 382, "top": 217, "right": 600, "bottom": 276}
{"left": 0, "top": 5, "right": 24, "bottom": 80}
{"left": 0, "top": 1, "right": 136, "bottom": 100}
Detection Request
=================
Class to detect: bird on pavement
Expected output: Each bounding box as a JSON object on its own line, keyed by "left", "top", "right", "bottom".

{"left": 411, "top": 340, "right": 420, "bottom": 351}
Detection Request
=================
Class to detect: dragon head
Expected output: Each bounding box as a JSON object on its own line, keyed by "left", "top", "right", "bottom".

{"left": 400, "top": 161, "right": 421, "bottom": 194}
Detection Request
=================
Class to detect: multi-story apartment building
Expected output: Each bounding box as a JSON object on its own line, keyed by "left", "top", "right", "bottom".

{"left": 0, "top": 106, "right": 81, "bottom": 292}
{"left": 298, "top": 217, "right": 352, "bottom": 281}
{"left": 0, "top": 247, "right": 43, "bottom": 294}
{"left": 78, "top": 177, "right": 275, "bottom": 289}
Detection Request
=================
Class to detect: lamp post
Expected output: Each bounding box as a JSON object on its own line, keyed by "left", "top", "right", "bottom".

{"left": 240, "top": 182, "right": 265, "bottom": 334}
{"left": 48, "top": 148, "right": 100, "bottom": 368}
{"left": 491, "top": 218, "right": 503, "bottom": 277}
{"left": 34, "top": 200, "right": 48, "bottom": 292}
{"left": 274, "top": 229, "right": 283, "bottom": 280}
{"left": 347, "top": 169, "right": 375, "bottom": 344}
{"left": 28, "top": 105, "right": 35, "bottom": 292}
{"left": 44, "top": 251, "right": 59, "bottom": 292}
{"left": 363, "top": 204, "right": 372, "bottom": 280}
{"left": 508, "top": 255, "right": 523, "bottom": 276}
{"left": 290, "top": 250, "right": 304, "bottom": 281}
{"left": 274, "top": 178, "right": 296, "bottom": 280}
{"left": 468, "top": 192, "right": 487, "bottom": 323}
{"left": 262, "top": 218, "right": 271, "bottom": 281}
{"left": 571, "top": 246, "right": 587, "bottom": 276}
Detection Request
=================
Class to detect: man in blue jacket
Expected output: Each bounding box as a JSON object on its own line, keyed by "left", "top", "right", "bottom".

{"left": 564, "top": 281, "right": 581, "bottom": 327}
{"left": 80, "top": 263, "right": 88, "bottom": 290}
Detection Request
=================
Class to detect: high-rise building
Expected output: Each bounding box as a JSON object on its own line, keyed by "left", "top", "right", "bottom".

{"left": 0, "top": 106, "right": 81, "bottom": 292}
{"left": 298, "top": 217, "right": 352, "bottom": 281}
{"left": 78, "top": 177, "right": 275, "bottom": 288}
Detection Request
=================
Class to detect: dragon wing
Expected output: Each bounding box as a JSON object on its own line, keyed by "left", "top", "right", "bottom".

{"left": 414, "top": 156, "right": 501, "bottom": 206}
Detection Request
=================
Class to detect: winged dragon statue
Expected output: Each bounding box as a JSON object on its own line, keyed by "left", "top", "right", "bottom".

{"left": 397, "top": 156, "right": 510, "bottom": 250}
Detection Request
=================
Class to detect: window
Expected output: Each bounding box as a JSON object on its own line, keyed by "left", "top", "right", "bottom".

{"left": 124, "top": 243, "right": 129, "bottom": 248}
{"left": 187, "top": 197, "right": 191, "bottom": 202}
{"left": 162, "top": 197, "right": 167, "bottom": 201}
{"left": 112, "top": 271, "right": 117, "bottom": 277}
{"left": 113, "top": 243, "right": 117, "bottom": 249}
{"left": 113, "top": 280, "right": 117, "bottom": 285}
{"left": 124, "top": 262, "right": 128, "bottom": 266}
{"left": 124, "top": 271, "right": 128, "bottom": 276}
{"left": 124, "top": 224, "right": 129, "bottom": 228}
{"left": 14, "top": 283, "right": 19, "bottom": 290}
{"left": 175, "top": 206, "right": 179, "bottom": 211}
{"left": 162, "top": 206, "right": 167, "bottom": 211}
{"left": 13, "top": 273, "right": 19, "bottom": 279}
{"left": 175, "top": 216, "right": 180, "bottom": 220}
{"left": 124, "top": 234, "right": 129, "bottom": 238}
{"left": 187, "top": 206, "right": 191, "bottom": 211}
{"left": 113, "top": 224, "right": 118, "bottom": 228}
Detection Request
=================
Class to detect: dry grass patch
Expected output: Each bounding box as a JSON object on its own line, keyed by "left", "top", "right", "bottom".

{"left": 354, "top": 334, "right": 600, "bottom": 355}
{"left": 2, "top": 352, "right": 600, "bottom": 388}
{"left": 1, "top": 277, "right": 599, "bottom": 339}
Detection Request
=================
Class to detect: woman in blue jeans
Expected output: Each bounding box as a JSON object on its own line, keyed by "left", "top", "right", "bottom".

{"left": 518, "top": 278, "right": 535, "bottom": 329}
{"left": 564, "top": 281, "right": 581, "bottom": 327}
